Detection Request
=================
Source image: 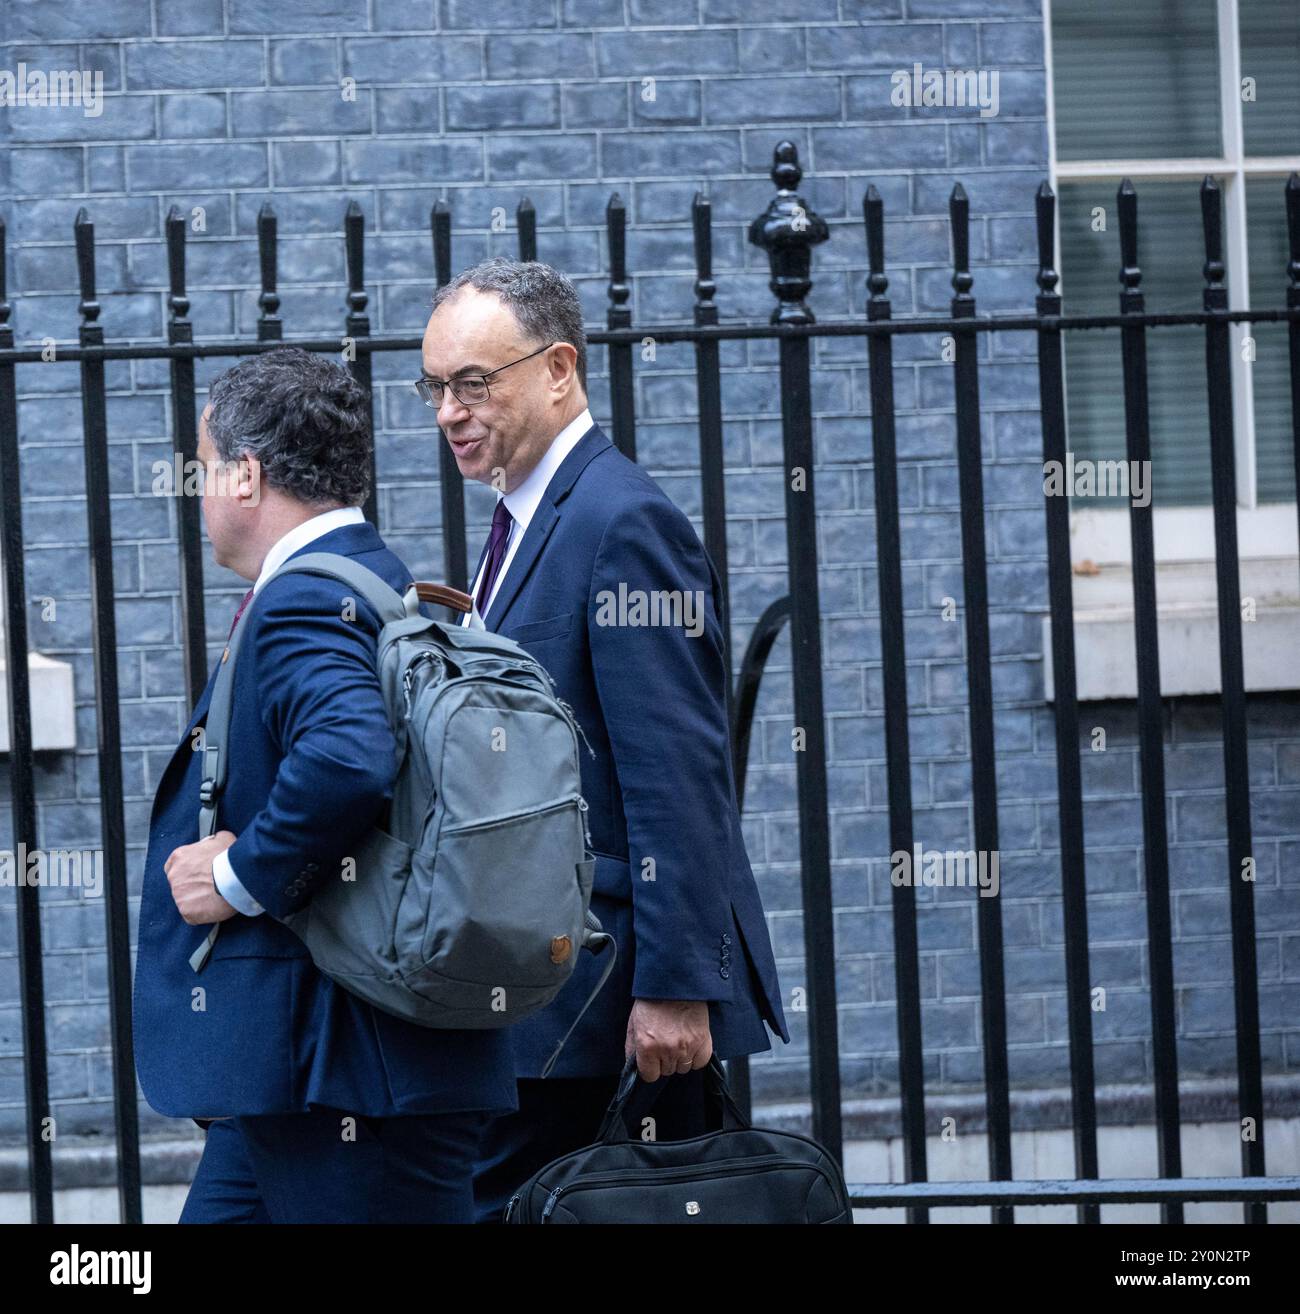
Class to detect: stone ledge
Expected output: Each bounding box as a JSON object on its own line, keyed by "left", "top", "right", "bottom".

{"left": 1, "top": 1075, "right": 1297, "bottom": 1190}
{"left": 759, "top": 1075, "right": 1300, "bottom": 1139}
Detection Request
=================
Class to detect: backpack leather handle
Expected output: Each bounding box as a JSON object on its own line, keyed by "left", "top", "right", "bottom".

{"left": 412, "top": 581, "right": 473, "bottom": 614}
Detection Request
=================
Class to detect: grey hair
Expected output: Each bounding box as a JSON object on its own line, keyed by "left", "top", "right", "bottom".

{"left": 429, "top": 256, "right": 588, "bottom": 393}
{"left": 205, "top": 347, "right": 372, "bottom": 507}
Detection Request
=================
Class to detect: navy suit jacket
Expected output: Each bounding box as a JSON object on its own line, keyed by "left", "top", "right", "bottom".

{"left": 132, "top": 521, "right": 519, "bottom": 1119}
{"left": 478, "top": 420, "right": 791, "bottom": 1078}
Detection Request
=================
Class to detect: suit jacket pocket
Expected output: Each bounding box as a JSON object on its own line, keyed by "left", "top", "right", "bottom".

{"left": 508, "top": 611, "right": 572, "bottom": 644}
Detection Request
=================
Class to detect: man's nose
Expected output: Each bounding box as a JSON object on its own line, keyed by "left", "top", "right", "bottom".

{"left": 436, "top": 387, "right": 471, "bottom": 427}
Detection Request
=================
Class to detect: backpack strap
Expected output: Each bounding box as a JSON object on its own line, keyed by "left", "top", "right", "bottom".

{"left": 188, "top": 552, "right": 405, "bottom": 973}
{"left": 539, "top": 913, "right": 619, "bottom": 1078}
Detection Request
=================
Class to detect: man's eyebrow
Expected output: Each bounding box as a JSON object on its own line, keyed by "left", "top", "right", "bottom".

{"left": 422, "top": 363, "right": 489, "bottom": 379}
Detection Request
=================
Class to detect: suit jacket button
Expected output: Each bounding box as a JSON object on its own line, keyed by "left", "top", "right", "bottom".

{"left": 719, "top": 967, "right": 730, "bottom": 979}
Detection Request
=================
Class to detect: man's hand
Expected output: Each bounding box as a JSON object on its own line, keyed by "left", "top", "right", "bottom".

{"left": 164, "top": 831, "right": 240, "bottom": 926}
{"left": 625, "top": 998, "right": 712, "bottom": 1082}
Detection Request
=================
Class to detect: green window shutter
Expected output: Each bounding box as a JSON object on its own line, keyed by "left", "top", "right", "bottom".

{"left": 1058, "top": 180, "right": 1214, "bottom": 507}
{"left": 1051, "top": 0, "right": 1220, "bottom": 162}
{"left": 1240, "top": 0, "right": 1300, "bottom": 157}
{"left": 1245, "top": 177, "right": 1297, "bottom": 503}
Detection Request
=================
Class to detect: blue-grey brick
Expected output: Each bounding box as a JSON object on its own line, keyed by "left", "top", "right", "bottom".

{"left": 980, "top": 20, "right": 1045, "bottom": 66}
{"left": 343, "top": 35, "right": 481, "bottom": 82}
{"left": 814, "top": 124, "right": 948, "bottom": 171}
{"left": 271, "top": 140, "right": 341, "bottom": 185}
{"left": 157, "top": 0, "right": 225, "bottom": 35}
{"left": 485, "top": 33, "right": 594, "bottom": 80}
{"left": 913, "top": 167, "right": 1039, "bottom": 216}
{"left": 596, "top": 30, "right": 737, "bottom": 78}
{"left": 446, "top": 85, "right": 560, "bottom": 132}
{"left": 8, "top": 98, "right": 153, "bottom": 144}
{"left": 703, "top": 76, "right": 837, "bottom": 126}
{"left": 985, "top": 120, "right": 1049, "bottom": 167}
{"left": 703, "top": 0, "right": 836, "bottom": 18}
{"left": 160, "top": 92, "right": 229, "bottom": 139}
{"left": 128, "top": 143, "right": 268, "bottom": 190}
{"left": 840, "top": 0, "right": 904, "bottom": 15}
{"left": 488, "top": 133, "right": 601, "bottom": 182}
{"left": 807, "top": 24, "right": 943, "bottom": 71}
{"left": 233, "top": 89, "right": 372, "bottom": 136}
{"left": 7, "top": 0, "right": 151, "bottom": 39}
{"left": 270, "top": 38, "right": 341, "bottom": 85}
{"left": 560, "top": 0, "right": 622, "bottom": 23}
{"left": 229, "top": 0, "right": 368, "bottom": 34}
{"left": 125, "top": 40, "right": 266, "bottom": 90}
{"left": 374, "top": 0, "right": 436, "bottom": 26}
{"left": 738, "top": 25, "right": 805, "bottom": 73}
{"left": 370, "top": 87, "right": 440, "bottom": 134}
{"left": 342, "top": 138, "right": 481, "bottom": 184}
{"left": 86, "top": 146, "right": 125, "bottom": 192}
{"left": 630, "top": 78, "right": 700, "bottom": 127}
{"left": 564, "top": 81, "right": 628, "bottom": 129}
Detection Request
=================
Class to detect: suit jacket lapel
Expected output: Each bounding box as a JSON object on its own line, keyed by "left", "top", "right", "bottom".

{"left": 484, "top": 423, "right": 613, "bottom": 630}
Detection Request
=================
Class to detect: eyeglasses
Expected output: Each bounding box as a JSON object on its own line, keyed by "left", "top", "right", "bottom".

{"left": 413, "top": 341, "right": 556, "bottom": 408}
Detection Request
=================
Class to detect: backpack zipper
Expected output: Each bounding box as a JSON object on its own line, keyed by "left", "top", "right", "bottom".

{"left": 537, "top": 1154, "right": 808, "bottom": 1221}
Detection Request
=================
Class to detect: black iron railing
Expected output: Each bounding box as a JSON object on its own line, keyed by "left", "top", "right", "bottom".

{"left": 1, "top": 141, "right": 1298, "bottom": 1224}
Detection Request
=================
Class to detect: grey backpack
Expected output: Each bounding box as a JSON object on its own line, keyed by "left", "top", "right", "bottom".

{"left": 189, "top": 552, "right": 616, "bottom": 1077}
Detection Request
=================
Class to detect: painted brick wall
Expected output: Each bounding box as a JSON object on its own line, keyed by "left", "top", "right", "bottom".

{"left": 0, "top": 0, "right": 1295, "bottom": 1145}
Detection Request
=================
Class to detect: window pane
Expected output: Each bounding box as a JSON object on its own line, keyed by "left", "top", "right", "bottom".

{"left": 1240, "top": 0, "right": 1300, "bottom": 156}
{"left": 1059, "top": 180, "right": 1214, "bottom": 507}
{"left": 1052, "top": 0, "right": 1221, "bottom": 161}
{"left": 1245, "top": 177, "right": 1297, "bottom": 502}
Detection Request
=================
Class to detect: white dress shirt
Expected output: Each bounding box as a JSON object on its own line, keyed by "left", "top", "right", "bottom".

{"left": 212, "top": 504, "right": 367, "bottom": 916}
{"left": 464, "top": 407, "right": 593, "bottom": 625}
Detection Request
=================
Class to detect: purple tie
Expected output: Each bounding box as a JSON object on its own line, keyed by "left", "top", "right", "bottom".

{"left": 227, "top": 588, "right": 255, "bottom": 639}
{"left": 475, "top": 499, "right": 514, "bottom": 616}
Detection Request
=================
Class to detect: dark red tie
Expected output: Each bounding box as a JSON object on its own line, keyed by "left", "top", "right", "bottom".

{"left": 227, "top": 588, "right": 255, "bottom": 639}
{"left": 475, "top": 499, "right": 514, "bottom": 616}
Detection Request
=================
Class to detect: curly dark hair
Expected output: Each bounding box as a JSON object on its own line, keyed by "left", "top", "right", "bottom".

{"left": 204, "top": 347, "right": 372, "bottom": 506}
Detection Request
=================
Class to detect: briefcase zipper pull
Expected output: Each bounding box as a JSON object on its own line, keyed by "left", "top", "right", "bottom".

{"left": 503, "top": 1193, "right": 520, "bottom": 1223}
{"left": 541, "top": 1186, "right": 566, "bottom": 1221}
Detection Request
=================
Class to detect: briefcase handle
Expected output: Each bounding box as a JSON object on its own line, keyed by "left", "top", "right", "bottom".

{"left": 595, "top": 1053, "right": 750, "bottom": 1144}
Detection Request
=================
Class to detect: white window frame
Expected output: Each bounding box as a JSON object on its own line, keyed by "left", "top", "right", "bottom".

{"left": 1044, "top": 0, "right": 1300, "bottom": 568}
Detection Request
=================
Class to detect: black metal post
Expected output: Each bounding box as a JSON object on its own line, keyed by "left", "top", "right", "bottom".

{"left": 0, "top": 217, "right": 55, "bottom": 1224}
{"left": 863, "top": 183, "right": 929, "bottom": 1224}
{"left": 74, "top": 209, "right": 142, "bottom": 1224}
{"left": 165, "top": 207, "right": 207, "bottom": 706}
{"left": 1116, "top": 179, "right": 1183, "bottom": 1223}
{"left": 344, "top": 201, "right": 377, "bottom": 526}
{"left": 948, "top": 183, "right": 1013, "bottom": 1223}
{"left": 256, "top": 203, "right": 281, "bottom": 342}
{"left": 517, "top": 197, "right": 537, "bottom": 262}
{"left": 748, "top": 141, "right": 841, "bottom": 1161}
{"left": 605, "top": 193, "right": 636, "bottom": 461}
{"left": 1200, "top": 177, "right": 1266, "bottom": 1223}
{"left": 1034, "top": 182, "right": 1100, "bottom": 1223}
{"left": 431, "top": 199, "right": 467, "bottom": 593}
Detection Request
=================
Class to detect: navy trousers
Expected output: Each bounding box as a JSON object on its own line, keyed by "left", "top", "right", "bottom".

{"left": 180, "top": 1106, "right": 490, "bottom": 1223}
{"left": 472, "top": 1068, "right": 721, "bottom": 1224}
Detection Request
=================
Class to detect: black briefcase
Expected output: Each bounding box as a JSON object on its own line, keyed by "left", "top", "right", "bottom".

{"left": 504, "top": 1055, "right": 853, "bottom": 1224}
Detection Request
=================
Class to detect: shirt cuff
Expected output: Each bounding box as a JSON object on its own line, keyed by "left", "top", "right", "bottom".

{"left": 212, "top": 847, "right": 264, "bottom": 917}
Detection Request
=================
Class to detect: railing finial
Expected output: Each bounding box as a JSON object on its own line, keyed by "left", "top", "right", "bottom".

{"left": 747, "top": 140, "right": 828, "bottom": 325}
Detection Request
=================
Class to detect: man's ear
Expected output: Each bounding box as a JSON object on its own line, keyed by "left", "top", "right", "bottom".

{"left": 236, "top": 453, "right": 262, "bottom": 507}
{"left": 549, "top": 342, "right": 579, "bottom": 394}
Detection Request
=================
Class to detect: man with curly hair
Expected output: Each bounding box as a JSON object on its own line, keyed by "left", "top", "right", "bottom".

{"left": 133, "top": 347, "right": 518, "bottom": 1223}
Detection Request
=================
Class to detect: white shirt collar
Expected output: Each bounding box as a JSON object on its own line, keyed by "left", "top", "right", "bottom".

{"left": 497, "top": 407, "right": 594, "bottom": 532}
{"left": 253, "top": 505, "right": 367, "bottom": 594}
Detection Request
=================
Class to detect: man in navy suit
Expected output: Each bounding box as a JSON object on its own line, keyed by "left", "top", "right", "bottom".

{"left": 415, "top": 258, "right": 791, "bottom": 1222}
{"left": 133, "top": 347, "right": 518, "bottom": 1223}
